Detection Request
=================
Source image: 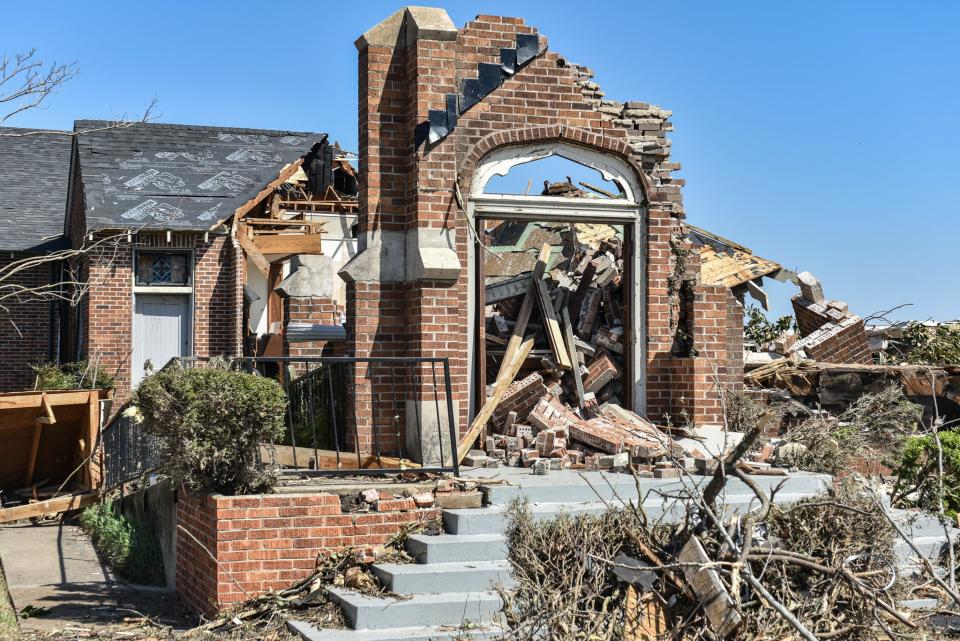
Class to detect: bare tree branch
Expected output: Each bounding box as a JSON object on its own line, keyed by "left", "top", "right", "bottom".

{"left": 0, "top": 48, "right": 159, "bottom": 136}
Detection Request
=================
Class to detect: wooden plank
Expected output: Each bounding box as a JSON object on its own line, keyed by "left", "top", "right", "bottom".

{"left": 230, "top": 157, "right": 305, "bottom": 228}
{"left": 39, "top": 393, "right": 56, "bottom": 424}
{"left": 678, "top": 536, "right": 741, "bottom": 637}
{"left": 0, "top": 390, "right": 95, "bottom": 411}
{"left": 561, "top": 307, "right": 586, "bottom": 408}
{"left": 85, "top": 392, "right": 100, "bottom": 488}
{"left": 624, "top": 585, "right": 667, "bottom": 641}
{"left": 458, "top": 244, "right": 551, "bottom": 461}
{"left": 457, "top": 335, "right": 534, "bottom": 463}
{"left": 0, "top": 492, "right": 96, "bottom": 524}
{"left": 259, "top": 445, "right": 421, "bottom": 470}
{"left": 496, "top": 244, "right": 551, "bottom": 382}
{"left": 236, "top": 224, "right": 270, "bottom": 276}
{"left": 23, "top": 422, "right": 43, "bottom": 485}
{"left": 535, "top": 277, "right": 571, "bottom": 370}
{"left": 253, "top": 233, "right": 323, "bottom": 256}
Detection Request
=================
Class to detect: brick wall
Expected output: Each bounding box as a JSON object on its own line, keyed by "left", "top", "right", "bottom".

{"left": 790, "top": 296, "right": 871, "bottom": 365}
{"left": 83, "top": 232, "right": 241, "bottom": 403}
{"left": 0, "top": 254, "right": 56, "bottom": 391}
{"left": 348, "top": 9, "right": 736, "bottom": 448}
{"left": 668, "top": 284, "right": 744, "bottom": 425}
{"left": 176, "top": 491, "right": 440, "bottom": 616}
{"left": 282, "top": 295, "right": 342, "bottom": 358}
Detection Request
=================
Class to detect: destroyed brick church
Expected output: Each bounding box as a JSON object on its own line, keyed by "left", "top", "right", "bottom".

{"left": 5, "top": 6, "right": 960, "bottom": 637}
{"left": 0, "top": 6, "right": 877, "bottom": 452}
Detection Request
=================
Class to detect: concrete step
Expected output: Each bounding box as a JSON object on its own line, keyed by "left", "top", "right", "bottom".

{"left": 889, "top": 509, "right": 959, "bottom": 540}
{"left": 481, "top": 471, "right": 831, "bottom": 506}
{"left": 895, "top": 536, "right": 948, "bottom": 564}
{"left": 406, "top": 533, "right": 507, "bottom": 564}
{"left": 327, "top": 587, "right": 503, "bottom": 630}
{"left": 288, "top": 620, "right": 504, "bottom": 641}
{"left": 445, "top": 492, "right": 821, "bottom": 535}
{"left": 372, "top": 560, "right": 513, "bottom": 594}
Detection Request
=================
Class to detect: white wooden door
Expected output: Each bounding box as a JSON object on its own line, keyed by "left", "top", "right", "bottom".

{"left": 133, "top": 294, "right": 191, "bottom": 387}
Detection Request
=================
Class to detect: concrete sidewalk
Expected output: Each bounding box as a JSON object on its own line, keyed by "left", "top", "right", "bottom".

{"left": 0, "top": 520, "right": 189, "bottom": 632}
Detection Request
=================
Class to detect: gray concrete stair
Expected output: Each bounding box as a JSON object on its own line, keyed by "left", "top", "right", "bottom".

{"left": 326, "top": 587, "right": 504, "bottom": 630}
{"left": 290, "top": 469, "right": 834, "bottom": 640}
{"left": 405, "top": 533, "right": 506, "bottom": 564}
{"left": 287, "top": 621, "right": 504, "bottom": 641}
{"left": 480, "top": 471, "right": 831, "bottom": 506}
{"left": 372, "top": 560, "right": 513, "bottom": 594}
{"left": 444, "top": 492, "right": 820, "bottom": 535}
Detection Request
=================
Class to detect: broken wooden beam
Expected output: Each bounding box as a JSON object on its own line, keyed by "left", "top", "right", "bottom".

{"left": 0, "top": 492, "right": 96, "bottom": 525}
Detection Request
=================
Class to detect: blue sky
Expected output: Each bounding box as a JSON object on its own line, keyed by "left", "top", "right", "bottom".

{"left": 3, "top": 2, "right": 957, "bottom": 321}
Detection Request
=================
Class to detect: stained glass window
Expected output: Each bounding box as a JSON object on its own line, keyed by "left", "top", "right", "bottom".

{"left": 136, "top": 252, "right": 190, "bottom": 286}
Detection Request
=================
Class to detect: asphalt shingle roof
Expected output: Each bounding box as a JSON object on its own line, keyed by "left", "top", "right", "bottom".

{"left": 0, "top": 128, "right": 73, "bottom": 252}
{"left": 74, "top": 120, "right": 326, "bottom": 232}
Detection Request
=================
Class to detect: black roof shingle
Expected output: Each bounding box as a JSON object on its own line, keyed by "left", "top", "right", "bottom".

{"left": 0, "top": 128, "right": 73, "bottom": 252}
{"left": 74, "top": 120, "right": 326, "bottom": 232}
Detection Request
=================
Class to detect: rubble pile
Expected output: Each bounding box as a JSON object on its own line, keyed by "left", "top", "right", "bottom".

{"left": 499, "top": 465, "right": 931, "bottom": 641}
{"left": 471, "top": 188, "right": 685, "bottom": 474}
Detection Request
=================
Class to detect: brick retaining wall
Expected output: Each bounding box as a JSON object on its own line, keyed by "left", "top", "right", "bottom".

{"left": 176, "top": 491, "right": 439, "bottom": 616}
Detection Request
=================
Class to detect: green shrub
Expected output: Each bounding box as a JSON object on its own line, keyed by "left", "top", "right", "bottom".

{"left": 31, "top": 361, "right": 115, "bottom": 390}
{"left": 79, "top": 502, "right": 164, "bottom": 586}
{"left": 891, "top": 322, "right": 960, "bottom": 366}
{"left": 893, "top": 429, "right": 960, "bottom": 517}
{"left": 132, "top": 365, "right": 287, "bottom": 495}
{"left": 743, "top": 306, "right": 793, "bottom": 351}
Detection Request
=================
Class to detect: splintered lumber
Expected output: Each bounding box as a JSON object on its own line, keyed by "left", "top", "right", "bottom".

{"left": 534, "top": 277, "right": 572, "bottom": 370}
{"left": 458, "top": 244, "right": 553, "bottom": 463}
{"left": 562, "top": 307, "right": 586, "bottom": 408}
{"left": 0, "top": 492, "right": 96, "bottom": 524}
{"left": 236, "top": 224, "right": 270, "bottom": 276}
{"left": 458, "top": 335, "right": 535, "bottom": 463}
{"left": 624, "top": 585, "right": 667, "bottom": 641}
{"left": 678, "top": 536, "right": 741, "bottom": 638}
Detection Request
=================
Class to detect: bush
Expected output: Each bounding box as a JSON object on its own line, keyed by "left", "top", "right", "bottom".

{"left": 31, "top": 361, "right": 115, "bottom": 390}
{"left": 743, "top": 305, "right": 793, "bottom": 351}
{"left": 785, "top": 385, "right": 922, "bottom": 474}
{"left": 894, "top": 429, "right": 960, "bottom": 517}
{"left": 79, "top": 502, "right": 164, "bottom": 586}
{"left": 893, "top": 322, "right": 960, "bottom": 366}
{"left": 132, "top": 365, "right": 287, "bottom": 495}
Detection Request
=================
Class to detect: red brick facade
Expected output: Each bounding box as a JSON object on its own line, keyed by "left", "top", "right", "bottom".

{"left": 176, "top": 491, "right": 439, "bottom": 615}
{"left": 0, "top": 254, "right": 57, "bottom": 391}
{"left": 81, "top": 232, "right": 242, "bottom": 403}
{"left": 347, "top": 10, "right": 743, "bottom": 441}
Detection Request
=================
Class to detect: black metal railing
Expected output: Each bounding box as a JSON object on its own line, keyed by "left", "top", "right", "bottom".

{"left": 101, "top": 407, "right": 161, "bottom": 488}
{"left": 174, "top": 356, "right": 460, "bottom": 477}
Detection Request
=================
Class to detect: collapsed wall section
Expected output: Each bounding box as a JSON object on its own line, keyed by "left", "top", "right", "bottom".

{"left": 344, "top": 7, "right": 746, "bottom": 455}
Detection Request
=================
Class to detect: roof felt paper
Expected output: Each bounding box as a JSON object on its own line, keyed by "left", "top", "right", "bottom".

{"left": 0, "top": 128, "right": 73, "bottom": 252}
{"left": 74, "top": 121, "right": 326, "bottom": 232}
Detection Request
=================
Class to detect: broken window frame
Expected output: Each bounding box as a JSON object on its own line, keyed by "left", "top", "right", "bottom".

{"left": 467, "top": 142, "right": 647, "bottom": 419}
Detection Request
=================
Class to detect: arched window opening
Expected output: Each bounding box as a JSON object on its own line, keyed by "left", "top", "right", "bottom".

{"left": 484, "top": 155, "right": 625, "bottom": 199}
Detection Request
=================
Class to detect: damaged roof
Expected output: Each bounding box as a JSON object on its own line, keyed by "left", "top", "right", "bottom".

{"left": 686, "top": 224, "right": 783, "bottom": 288}
{"left": 74, "top": 121, "right": 326, "bottom": 232}
{"left": 0, "top": 128, "right": 73, "bottom": 252}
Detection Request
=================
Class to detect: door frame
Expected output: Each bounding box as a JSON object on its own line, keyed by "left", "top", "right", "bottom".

{"left": 130, "top": 248, "right": 195, "bottom": 384}
{"left": 466, "top": 142, "right": 648, "bottom": 421}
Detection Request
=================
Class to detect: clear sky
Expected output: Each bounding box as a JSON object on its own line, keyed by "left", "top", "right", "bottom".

{"left": 2, "top": 1, "right": 957, "bottom": 322}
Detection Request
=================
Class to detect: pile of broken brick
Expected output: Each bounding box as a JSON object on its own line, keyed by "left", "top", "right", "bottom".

{"left": 472, "top": 194, "right": 695, "bottom": 477}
